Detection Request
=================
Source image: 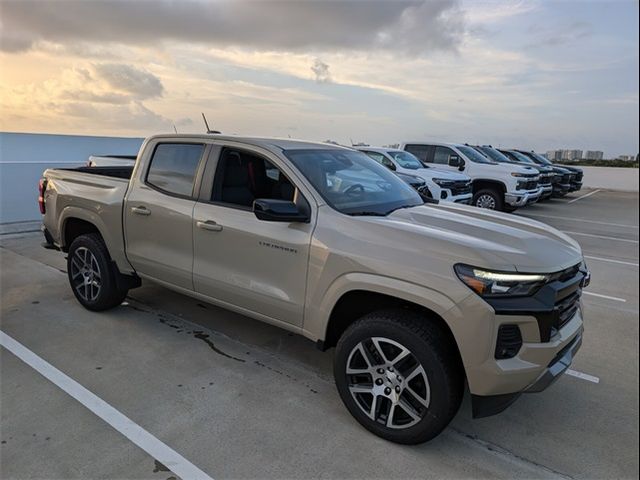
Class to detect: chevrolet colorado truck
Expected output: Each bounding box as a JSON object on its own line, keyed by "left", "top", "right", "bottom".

{"left": 400, "top": 141, "right": 541, "bottom": 212}
{"left": 40, "top": 134, "right": 589, "bottom": 444}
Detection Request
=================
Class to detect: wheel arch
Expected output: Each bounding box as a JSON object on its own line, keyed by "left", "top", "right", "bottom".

{"left": 471, "top": 179, "right": 506, "bottom": 195}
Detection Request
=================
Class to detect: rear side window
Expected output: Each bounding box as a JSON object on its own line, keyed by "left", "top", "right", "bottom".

{"left": 146, "top": 143, "right": 204, "bottom": 197}
{"left": 404, "top": 144, "right": 430, "bottom": 163}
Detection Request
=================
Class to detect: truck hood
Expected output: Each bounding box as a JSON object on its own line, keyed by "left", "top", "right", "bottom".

{"left": 416, "top": 167, "right": 470, "bottom": 181}
{"left": 376, "top": 203, "right": 582, "bottom": 273}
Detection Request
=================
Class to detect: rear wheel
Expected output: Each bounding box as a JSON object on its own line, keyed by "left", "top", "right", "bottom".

{"left": 334, "top": 310, "right": 463, "bottom": 444}
{"left": 472, "top": 189, "right": 504, "bottom": 211}
{"left": 68, "top": 233, "right": 128, "bottom": 311}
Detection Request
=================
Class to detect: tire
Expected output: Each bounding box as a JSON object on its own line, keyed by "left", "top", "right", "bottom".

{"left": 334, "top": 309, "right": 464, "bottom": 444}
{"left": 472, "top": 188, "right": 504, "bottom": 211}
{"left": 503, "top": 205, "right": 518, "bottom": 213}
{"left": 67, "top": 233, "right": 128, "bottom": 311}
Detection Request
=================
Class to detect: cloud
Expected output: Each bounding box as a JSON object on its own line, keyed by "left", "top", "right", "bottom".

{"left": 526, "top": 21, "right": 594, "bottom": 48}
{"left": 311, "top": 59, "right": 332, "bottom": 83}
{"left": 93, "top": 63, "right": 164, "bottom": 99}
{"left": 1, "top": 0, "right": 464, "bottom": 55}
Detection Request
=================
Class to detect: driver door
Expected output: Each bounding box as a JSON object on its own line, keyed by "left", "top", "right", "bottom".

{"left": 192, "top": 145, "right": 314, "bottom": 326}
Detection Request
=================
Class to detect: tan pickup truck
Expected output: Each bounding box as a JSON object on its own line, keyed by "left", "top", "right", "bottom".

{"left": 40, "top": 134, "right": 590, "bottom": 444}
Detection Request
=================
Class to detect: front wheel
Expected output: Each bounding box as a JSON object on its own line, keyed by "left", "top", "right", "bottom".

{"left": 472, "top": 189, "right": 504, "bottom": 211}
{"left": 68, "top": 233, "right": 128, "bottom": 311}
{"left": 334, "top": 310, "right": 464, "bottom": 444}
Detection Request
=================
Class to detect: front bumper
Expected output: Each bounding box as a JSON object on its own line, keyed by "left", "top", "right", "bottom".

{"left": 540, "top": 184, "right": 553, "bottom": 199}
{"left": 472, "top": 329, "right": 583, "bottom": 417}
{"left": 505, "top": 189, "right": 541, "bottom": 207}
{"left": 569, "top": 181, "right": 583, "bottom": 192}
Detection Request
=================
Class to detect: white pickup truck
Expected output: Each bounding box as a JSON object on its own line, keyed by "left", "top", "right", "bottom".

{"left": 356, "top": 147, "right": 473, "bottom": 204}
{"left": 400, "top": 141, "right": 541, "bottom": 212}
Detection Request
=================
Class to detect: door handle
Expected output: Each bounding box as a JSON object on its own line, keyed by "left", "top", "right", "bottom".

{"left": 197, "top": 220, "right": 223, "bottom": 232}
{"left": 131, "top": 206, "right": 151, "bottom": 216}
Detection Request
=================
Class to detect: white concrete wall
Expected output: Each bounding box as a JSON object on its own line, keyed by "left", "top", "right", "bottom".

{"left": 1, "top": 132, "right": 144, "bottom": 223}
{"left": 580, "top": 166, "right": 639, "bottom": 192}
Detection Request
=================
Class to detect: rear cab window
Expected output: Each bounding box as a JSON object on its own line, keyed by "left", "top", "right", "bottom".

{"left": 146, "top": 143, "right": 205, "bottom": 197}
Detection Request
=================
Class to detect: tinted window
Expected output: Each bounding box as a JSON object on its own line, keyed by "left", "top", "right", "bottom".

{"left": 457, "top": 145, "right": 494, "bottom": 164}
{"left": 404, "top": 144, "right": 430, "bottom": 163}
{"left": 363, "top": 151, "right": 395, "bottom": 170}
{"left": 433, "top": 146, "right": 455, "bottom": 165}
{"left": 213, "top": 148, "right": 297, "bottom": 208}
{"left": 284, "top": 149, "right": 422, "bottom": 216}
{"left": 147, "top": 143, "right": 204, "bottom": 197}
{"left": 387, "top": 151, "right": 424, "bottom": 169}
{"left": 476, "top": 146, "right": 510, "bottom": 163}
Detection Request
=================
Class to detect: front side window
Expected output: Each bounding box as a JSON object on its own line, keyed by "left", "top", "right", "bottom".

{"left": 506, "top": 150, "right": 536, "bottom": 164}
{"left": 477, "top": 146, "right": 510, "bottom": 163}
{"left": 284, "top": 149, "right": 422, "bottom": 216}
{"left": 146, "top": 143, "right": 204, "bottom": 197}
{"left": 387, "top": 151, "right": 424, "bottom": 170}
{"left": 212, "top": 148, "right": 297, "bottom": 208}
{"left": 363, "top": 151, "right": 395, "bottom": 170}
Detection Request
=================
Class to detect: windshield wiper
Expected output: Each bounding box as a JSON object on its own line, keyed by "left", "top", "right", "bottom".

{"left": 347, "top": 211, "right": 386, "bottom": 217}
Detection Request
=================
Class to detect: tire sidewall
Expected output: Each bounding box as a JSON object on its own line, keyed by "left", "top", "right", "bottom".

{"left": 67, "top": 234, "right": 123, "bottom": 311}
{"left": 334, "top": 315, "right": 460, "bottom": 444}
{"left": 472, "top": 189, "right": 504, "bottom": 211}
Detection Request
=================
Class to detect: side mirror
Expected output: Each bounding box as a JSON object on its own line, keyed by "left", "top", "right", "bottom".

{"left": 387, "top": 162, "right": 397, "bottom": 171}
{"left": 253, "top": 199, "right": 309, "bottom": 223}
{"left": 448, "top": 155, "right": 462, "bottom": 168}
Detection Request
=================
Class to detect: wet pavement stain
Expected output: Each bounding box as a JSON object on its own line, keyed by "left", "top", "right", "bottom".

{"left": 193, "top": 332, "right": 245, "bottom": 363}
{"left": 153, "top": 460, "right": 170, "bottom": 473}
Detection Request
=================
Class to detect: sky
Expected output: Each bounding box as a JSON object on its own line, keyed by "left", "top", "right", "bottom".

{"left": 0, "top": 0, "right": 638, "bottom": 157}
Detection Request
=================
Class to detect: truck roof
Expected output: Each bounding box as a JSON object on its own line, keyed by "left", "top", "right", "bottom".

{"left": 147, "top": 134, "right": 349, "bottom": 152}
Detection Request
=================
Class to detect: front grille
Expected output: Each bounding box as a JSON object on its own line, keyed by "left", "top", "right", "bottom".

{"left": 573, "top": 173, "right": 583, "bottom": 182}
{"left": 448, "top": 181, "right": 472, "bottom": 196}
{"left": 517, "top": 180, "right": 538, "bottom": 191}
{"left": 562, "top": 174, "right": 571, "bottom": 184}
{"left": 540, "top": 174, "right": 554, "bottom": 186}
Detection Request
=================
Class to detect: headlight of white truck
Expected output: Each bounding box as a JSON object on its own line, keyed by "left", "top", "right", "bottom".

{"left": 454, "top": 264, "right": 549, "bottom": 297}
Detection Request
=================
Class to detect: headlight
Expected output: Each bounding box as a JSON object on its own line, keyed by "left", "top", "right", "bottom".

{"left": 510, "top": 172, "right": 528, "bottom": 177}
{"left": 454, "top": 264, "right": 549, "bottom": 297}
{"left": 433, "top": 178, "right": 453, "bottom": 186}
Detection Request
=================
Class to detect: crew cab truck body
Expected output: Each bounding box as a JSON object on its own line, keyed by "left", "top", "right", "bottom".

{"left": 473, "top": 146, "right": 555, "bottom": 201}
{"left": 400, "top": 141, "right": 541, "bottom": 212}
{"left": 41, "top": 134, "right": 589, "bottom": 444}
{"left": 356, "top": 147, "right": 473, "bottom": 204}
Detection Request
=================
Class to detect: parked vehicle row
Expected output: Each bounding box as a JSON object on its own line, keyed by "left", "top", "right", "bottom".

{"left": 40, "top": 133, "right": 589, "bottom": 445}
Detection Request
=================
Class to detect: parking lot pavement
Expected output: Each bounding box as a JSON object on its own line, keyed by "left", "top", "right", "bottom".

{"left": 1, "top": 189, "right": 638, "bottom": 479}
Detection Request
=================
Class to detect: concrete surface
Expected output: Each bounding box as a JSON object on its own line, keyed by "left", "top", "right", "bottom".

{"left": 1, "top": 189, "right": 638, "bottom": 479}
{"left": 579, "top": 166, "right": 639, "bottom": 191}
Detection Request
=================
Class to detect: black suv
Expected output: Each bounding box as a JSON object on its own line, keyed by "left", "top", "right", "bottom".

{"left": 518, "top": 151, "right": 583, "bottom": 193}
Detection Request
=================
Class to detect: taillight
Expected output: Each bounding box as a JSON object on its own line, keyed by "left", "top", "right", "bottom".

{"left": 38, "top": 178, "right": 47, "bottom": 214}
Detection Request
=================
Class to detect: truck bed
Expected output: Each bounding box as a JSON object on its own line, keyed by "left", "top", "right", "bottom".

{"left": 59, "top": 165, "right": 134, "bottom": 179}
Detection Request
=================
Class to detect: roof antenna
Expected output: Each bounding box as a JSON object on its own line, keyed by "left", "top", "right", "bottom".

{"left": 201, "top": 112, "right": 221, "bottom": 134}
{"left": 173, "top": 124, "right": 178, "bottom": 134}
{"left": 350, "top": 138, "right": 354, "bottom": 147}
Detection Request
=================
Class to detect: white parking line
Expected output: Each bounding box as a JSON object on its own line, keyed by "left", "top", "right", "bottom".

{"left": 584, "top": 255, "right": 639, "bottom": 267}
{"left": 584, "top": 291, "right": 627, "bottom": 303}
{"left": 0, "top": 331, "right": 214, "bottom": 480}
{"left": 566, "top": 369, "right": 600, "bottom": 384}
{"left": 562, "top": 230, "right": 639, "bottom": 244}
{"left": 568, "top": 189, "right": 601, "bottom": 204}
{"left": 522, "top": 213, "right": 639, "bottom": 229}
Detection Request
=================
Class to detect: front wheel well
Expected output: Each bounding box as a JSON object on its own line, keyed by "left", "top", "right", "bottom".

{"left": 472, "top": 179, "right": 506, "bottom": 195}
{"left": 322, "top": 290, "right": 463, "bottom": 369}
{"left": 63, "top": 218, "right": 101, "bottom": 252}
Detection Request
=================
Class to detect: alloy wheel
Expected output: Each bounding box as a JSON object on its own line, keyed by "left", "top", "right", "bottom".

{"left": 346, "top": 337, "right": 430, "bottom": 429}
{"left": 476, "top": 194, "right": 496, "bottom": 209}
{"left": 70, "top": 247, "right": 102, "bottom": 302}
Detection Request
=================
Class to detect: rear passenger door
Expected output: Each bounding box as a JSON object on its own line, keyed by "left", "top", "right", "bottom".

{"left": 403, "top": 144, "right": 433, "bottom": 166}
{"left": 191, "top": 144, "right": 314, "bottom": 327}
{"left": 124, "top": 141, "right": 207, "bottom": 290}
{"left": 431, "top": 146, "right": 458, "bottom": 173}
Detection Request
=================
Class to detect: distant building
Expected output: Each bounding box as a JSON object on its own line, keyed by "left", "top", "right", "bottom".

{"left": 546, "top": 150, "right": 562, "bottom": 161}
{"left": 561, "top": 149, "right": 583, "bottom": 160}
{"left": 583, "top": 150, "right": 604, "bottom": 160}
{"left": 617, "top": 154, "right": 636, "bottom": 161}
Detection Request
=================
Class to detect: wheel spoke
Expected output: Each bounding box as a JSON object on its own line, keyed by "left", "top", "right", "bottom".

{"left": 368, "top": 394, "right": 379, "bottom": 420}
{"left": 371, "top": 337, "right": 391, "bottom": 364}
{"left": 397, "top": 398, "right": 421, "bottom": 421}
{"left": 386, "top": 403, "right": 396, "bottom": 427}
{"left": 346, "top": 342, "right": 375, "bottom": 374}
{"left": 404, "top": 364, "right": 426, "bottom": 383}
{"left": 404, "top": 385, "right": 429, "bottom": 407}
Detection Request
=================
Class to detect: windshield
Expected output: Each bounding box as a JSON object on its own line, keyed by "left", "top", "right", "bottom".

{"left": 386, "top": 151, "right": 425, "bottom": 170}
{"left": 528, "top": 151, "right": 552, "bottom": 165}
{"left": 476, "top": 146, "right": 511, "bottom": 163}
{"left": 457, "top": 145, "right": 495, "bottom": 164}
{"left": 284, "top": 149, "right": 423, "bottom": 216}
{"left": 506, "top": 150, "right": 536, "bottom": 164}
